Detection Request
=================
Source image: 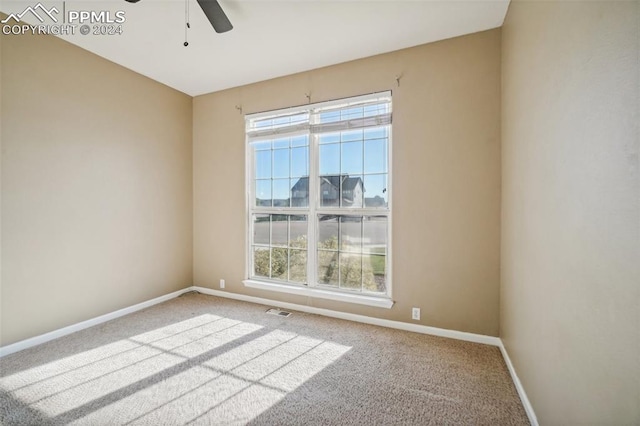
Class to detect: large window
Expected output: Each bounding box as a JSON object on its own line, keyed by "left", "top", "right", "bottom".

{"left": 245, "top": 92, "right": 392, "bottom": 307}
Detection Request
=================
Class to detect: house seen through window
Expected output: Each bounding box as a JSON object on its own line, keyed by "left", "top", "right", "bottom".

{"left": 245, "top": 92, "right": 392, "bottom": 302}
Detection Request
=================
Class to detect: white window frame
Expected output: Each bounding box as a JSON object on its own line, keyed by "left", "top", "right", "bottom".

{"left": 243, "top": 92, "right": 394, "bottom": 309}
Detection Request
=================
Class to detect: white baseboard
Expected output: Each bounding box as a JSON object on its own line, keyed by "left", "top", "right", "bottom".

{"left": 192, "top": 286, "right": 501, "bottom": 347}
{"left": 498, "top": 341, "right": 539, "bottom": 426}
{"left": 0, "top": 288, "right": 193, "bottom": 357}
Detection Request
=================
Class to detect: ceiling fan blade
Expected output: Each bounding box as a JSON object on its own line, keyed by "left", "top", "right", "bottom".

{"left": 196, "top": 0, "right": 233, "bottom": 33}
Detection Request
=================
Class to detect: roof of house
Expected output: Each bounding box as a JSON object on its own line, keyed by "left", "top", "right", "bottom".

{"left": 291, "top": 175, "right": 363, "bottom": 193}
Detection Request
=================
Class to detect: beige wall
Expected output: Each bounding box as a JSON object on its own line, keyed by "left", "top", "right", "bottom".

{"left": 501, "top": 1, "right": 639, "bottom": 424}
{"left": 0, "top": 31, "right": 193, "bottom": 346}
{"left": 194, "top": 29, "right": 502, "bottom": 336}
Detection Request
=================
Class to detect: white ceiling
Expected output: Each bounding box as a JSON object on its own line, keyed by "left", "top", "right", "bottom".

{"left": 1, "top": 0, "right": 510, "bottom": 96}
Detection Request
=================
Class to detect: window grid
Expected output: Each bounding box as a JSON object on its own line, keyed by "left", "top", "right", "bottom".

{"left": 254, "top": 136, "right": 309, "bottom": 208}
{"left": 318, "top": 128, "right": 389, "bottom": 209}
{"left": 316, "top": 215, "right": 388, "bottom": 293}
{"left": 252, "top": 214, "right": 308, "bottom": 283}
{"left": 247, "top": 92, "right": 391, "bottom": 299}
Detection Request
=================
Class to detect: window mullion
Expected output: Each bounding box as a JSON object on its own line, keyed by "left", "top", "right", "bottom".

{"left": 337, "top": 218, "right": 342, "bottom": 289}
{"left": 308, "top": 121, "right": 318, "bottom": 288}
{"left": 360, "top": 218, "right": 364, "bottom": 292}
{"left": 315, "top": 208, "right": 390, "bottom": 216}
{"left": 247, "top": 145, "right": 254, "bottom": 278}
{"left": 287, "top": 216, "right": 291, "bottom": 282}
{"left": 268, "top": 214, "right": 273, "bottom": 278}
{"left": 252, "top": 208, "right": 309, "bottom": 215}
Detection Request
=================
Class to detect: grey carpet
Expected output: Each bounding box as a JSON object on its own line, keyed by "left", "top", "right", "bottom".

{"left": 0, "top": 292, "right": 529, "bottom": 425}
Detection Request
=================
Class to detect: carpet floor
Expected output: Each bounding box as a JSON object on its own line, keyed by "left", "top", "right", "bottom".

{"left": 0, "top": 292, "right": 529, "bottom": 425}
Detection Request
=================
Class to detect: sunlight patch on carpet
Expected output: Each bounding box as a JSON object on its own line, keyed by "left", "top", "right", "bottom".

{"left": 0, "top": 314, "right": 223, "bottom": 393}
{"left": 0, "top": 314, "right": 351, "bottom": 425}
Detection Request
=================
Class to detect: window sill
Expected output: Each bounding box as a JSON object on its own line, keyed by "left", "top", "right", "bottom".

{"left": 242, "top": 279, "right": 394, "bottom": 309}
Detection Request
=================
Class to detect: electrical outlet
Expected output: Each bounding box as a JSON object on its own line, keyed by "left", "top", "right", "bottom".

{"left": 220, "top": 279, "right": 225, "bottom": 289}
{"left": 412, "top": 307, "right": 420, "bottom": 320}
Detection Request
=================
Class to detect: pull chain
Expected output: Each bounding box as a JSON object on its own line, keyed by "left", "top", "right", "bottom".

{"left": 184, "top": 0, "right": 190, "bottom": 46}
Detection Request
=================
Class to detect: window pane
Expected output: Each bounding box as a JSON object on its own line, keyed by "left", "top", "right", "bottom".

{"left": 339, "top": 253, "right": 362, "bottom": 291}
{"left": 319, "top": 110, "right": 340, "bottom": 123}
{"left": 364, "top": 126, "right": 387, "bottom": 140}
{"left": 250, "top": 113, "right": 309, "bottom": 133}
{"left": 316, "top": 214, "right": 387, "bottom": 293}
{"left": 364, "top": 174, "right": 388, "bottom": 207}
{"left": 319, "top": 143, "right": 340, "bottom": 175}
{"left": 272, "top": 137, "right": 289, "bottom": 149}
{"left": 271, "top": 247, "right": 288, "bottom": 280}
{"left": 319, "top": 133, "right": 339, "bottom": 144}
{"left": 255, "top": 150, "right": 271, "bottom": 179}
{"left": 363, "top": 254, "right": 386, "bottom": 293}
{"left": 320, "top": 176, "right": 340, "bottom": 207}
{"left": 272, "top": 179, "right": 290, "bottom": 207}
{"left": 271, "top": 215, "right": 288, "bottom": 247}
{"left": 364, "top": 104, "right": 388, "bottom": 118}
{"left": 318, "top": 250, "right": 339, "bottom": 286}
{"left": 273, "top": 117, "right": 290, "bottom": 127}
{"left": 289, "top": 215, "right": 307, "bottom": 248}
{"left": 257, "top": 113, "right": 309, "bottom": 130}
{"left": 340, "top": 216, "right": 362, "bottom": 253}
{"left": 289, "top": 250, "right": 307, "bottom": 283}
{"left": 253, "top": 214, "right": 270, "bottom": 245}
{"left": 291, "top": 147, "right": 309, "bottom": 178}
{"left": 364, "top": 139, "right": 387, "bottom": 174}
{"left": 291, "top": 135, "right": 308, "bottom": 147}
{"left": 341, "top": 106, "right": 364, "bottom": 121}
{"left": 255, "top": 180, "right": 271, "bottom": 207}
{"left": 341, "top": 142, "right": 363, "bottom": 175}
{"left": 341, "top": 129, "right": 363, "bottom": 142}
{"left": 253, "top": 247, "right": 270, "bottom": 278}
{"left": 253, "top": 140, "right": 271, "bottom": 150}
{"left": 341, "top": 176, "right": 364, "bottom": 207}
{"left": 273, "top": 149, "right": 289, "bottom": 178}
{"left": 363, "top": 216, "right": 387, "bottom": 254}
{"left": 253, "top": 214, "right": 309, "bottom": 284}
{"left": 255, "top": 119, "right": 272, "bottom": 129}
{"left": 318, "top": 215, "right": 339, "bottom": 250}
{"left": 291, "top": 177, "right": 308, "bottom": 207}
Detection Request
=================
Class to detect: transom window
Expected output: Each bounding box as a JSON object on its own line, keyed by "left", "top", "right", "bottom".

{"left": 245, "top": 92, "right": 392, "bottom": 304}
